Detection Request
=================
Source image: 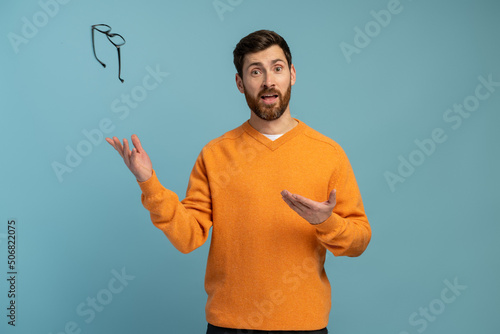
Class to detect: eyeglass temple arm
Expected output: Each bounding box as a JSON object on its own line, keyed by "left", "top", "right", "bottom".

{"left": 91, "top": 27, "right": 106, "bottom": 68}
{"left": 117, "top": 47, "right": 124, "bottom": 83}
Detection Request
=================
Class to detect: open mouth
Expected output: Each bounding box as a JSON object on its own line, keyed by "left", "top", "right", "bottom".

{"left": 261, "top": 94, "right": 279, "bottom": 104}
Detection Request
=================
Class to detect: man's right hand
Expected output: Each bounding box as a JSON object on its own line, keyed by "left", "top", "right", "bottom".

{"left": 105, "top": 134, "right": 153, "bottom": 182}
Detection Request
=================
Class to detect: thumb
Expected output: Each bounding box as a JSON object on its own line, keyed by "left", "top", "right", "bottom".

{"left": 131, "top": 147, "right": 142, "bottom": 164}
{"left": 328, "top": 189, "right": 337, "bottom": 205}
{"left": 131, "top": 134, "right": 144, "bottom": 153}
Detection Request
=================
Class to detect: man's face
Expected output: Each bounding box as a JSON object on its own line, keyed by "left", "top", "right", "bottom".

{"left": 236, "top": 45, "right": 296, "bottom": 121}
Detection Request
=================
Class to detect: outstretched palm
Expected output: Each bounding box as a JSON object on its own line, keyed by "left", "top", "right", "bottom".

{"left": 105, "top": 134, "right": 153, "bottom": 182}
{"left": 281, "top": 189, "right": 337, "bottom": 225}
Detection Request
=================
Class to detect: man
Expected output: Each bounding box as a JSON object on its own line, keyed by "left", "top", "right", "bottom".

{"left": 106, "top": 30, "right": 371, "bottom": 334}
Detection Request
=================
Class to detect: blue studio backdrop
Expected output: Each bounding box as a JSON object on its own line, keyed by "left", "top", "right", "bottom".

{"left": 1, "top": 0, "right": 499, "bottom": 333}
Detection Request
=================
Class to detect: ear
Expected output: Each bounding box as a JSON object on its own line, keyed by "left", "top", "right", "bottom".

{"left": 290, "top": 64, "right": 296, "bottom": 86}
{"left": 235, "top": 73, "right": 245, "bottom": 93}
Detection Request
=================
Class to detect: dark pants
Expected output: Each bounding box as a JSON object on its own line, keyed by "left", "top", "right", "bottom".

{"left": 206, "top": 323, "right": 328, "bottom": 334}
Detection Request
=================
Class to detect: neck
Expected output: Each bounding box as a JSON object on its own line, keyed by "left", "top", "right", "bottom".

{"left": 249, "top": 109, "right": 298, "bottom": 135}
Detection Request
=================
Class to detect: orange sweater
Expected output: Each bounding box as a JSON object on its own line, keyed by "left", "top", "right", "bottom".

{"left": 137, "top": 118, "right": 371, "bottom": 331}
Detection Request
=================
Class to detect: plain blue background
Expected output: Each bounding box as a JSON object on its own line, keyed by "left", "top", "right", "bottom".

{"left": 1, "top": 0, "right": 499, "bottom": 333}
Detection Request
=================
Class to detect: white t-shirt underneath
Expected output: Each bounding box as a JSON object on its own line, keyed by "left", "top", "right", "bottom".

{"left": 262, "top": 133, "right": 284, "bottom": 141}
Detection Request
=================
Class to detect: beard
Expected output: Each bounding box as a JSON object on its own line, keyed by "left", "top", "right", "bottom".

{"left": 243, "top": 82, "right": 292, "bottom": 121}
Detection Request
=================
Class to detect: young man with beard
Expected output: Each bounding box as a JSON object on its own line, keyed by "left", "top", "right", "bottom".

{"left": 106, "top": 30, "right": 371, "bottom": 334}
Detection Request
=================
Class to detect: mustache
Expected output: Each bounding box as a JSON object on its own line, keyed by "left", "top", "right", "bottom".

{"left": 259, "top": 88, "right": 281, "bottom": 96}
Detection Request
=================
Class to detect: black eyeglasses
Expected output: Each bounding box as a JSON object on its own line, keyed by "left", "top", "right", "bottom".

{"left": 91, "top": 24, "right": 125, "bottom": 83}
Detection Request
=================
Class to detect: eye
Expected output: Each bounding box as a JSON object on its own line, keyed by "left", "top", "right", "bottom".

{"left": 275, "top": 66, "right": 283, "bottom": 72}
{"left": 251, "top": 69, "right": 261, "bottom": 76}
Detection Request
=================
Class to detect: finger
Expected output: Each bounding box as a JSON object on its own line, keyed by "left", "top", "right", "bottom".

{"left": 328, "top": 189, "right": 337, "bottom": 205}
{"left": 123, "top": 138, "right": 131, "bottom": 166}
{"left": 112, "top": 136, "right": 124, "bottom": 150}
{"left": 106, "top": 137, "right": 121, "bottom": 154}
{"left": 290, "top": 193, "right": 314, "bottom": 209}
{"left": 131, "top": 134, "right": 144, "bottom": 153}
{"left": 130, "top": 147, "right": 140, "bottom": 164}
{"left": 105, "top": 137, "right": 118, "bottom": 151}
{"left": 129, "top": 147, "right": 135, "bottom": 164}
{"left": 281, "top": 189, "right": 296, "bottom": 199}
{"left": 282, "top": 194, "right": 303, "bottom": 213}
{"left": 109, "top": 137, "right": 123, "bottom": 158}
{"left": 111, "top": 137, "right": 124, "bottom": 158}
{"left": 282, "top": 190, "right": 312, "bottom": 209}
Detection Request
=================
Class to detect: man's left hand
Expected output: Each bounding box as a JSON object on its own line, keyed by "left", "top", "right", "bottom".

{"left": 281, "top": 189, "right": 337, "bottom": 225}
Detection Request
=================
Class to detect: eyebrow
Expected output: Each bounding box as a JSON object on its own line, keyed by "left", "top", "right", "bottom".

{"left": 246, "top": 58, "right": 286, "bottom": 70}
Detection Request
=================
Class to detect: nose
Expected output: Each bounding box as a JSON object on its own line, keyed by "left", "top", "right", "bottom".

{"left": 263, "top": 72, "right": 276, "bottom": 89}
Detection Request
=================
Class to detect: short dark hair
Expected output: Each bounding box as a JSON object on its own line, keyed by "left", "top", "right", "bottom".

{"left": 233, "top": 30, "right": 292, "bottom": 79}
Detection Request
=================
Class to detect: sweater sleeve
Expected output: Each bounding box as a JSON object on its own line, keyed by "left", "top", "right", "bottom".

{"left": 314, "top": 146, "right": 371, "bottom": 257}
{"left": 136, "top": 149, "right": 213, "bottom": 254}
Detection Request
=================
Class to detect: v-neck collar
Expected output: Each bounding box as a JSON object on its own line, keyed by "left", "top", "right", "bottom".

{"left": 241, "top": 118, "right": 305, "bottom": 151}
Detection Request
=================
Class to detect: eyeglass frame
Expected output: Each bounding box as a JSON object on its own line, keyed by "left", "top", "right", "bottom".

{"left": 91, "top": 24, "right": 126, "bottom": 83}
